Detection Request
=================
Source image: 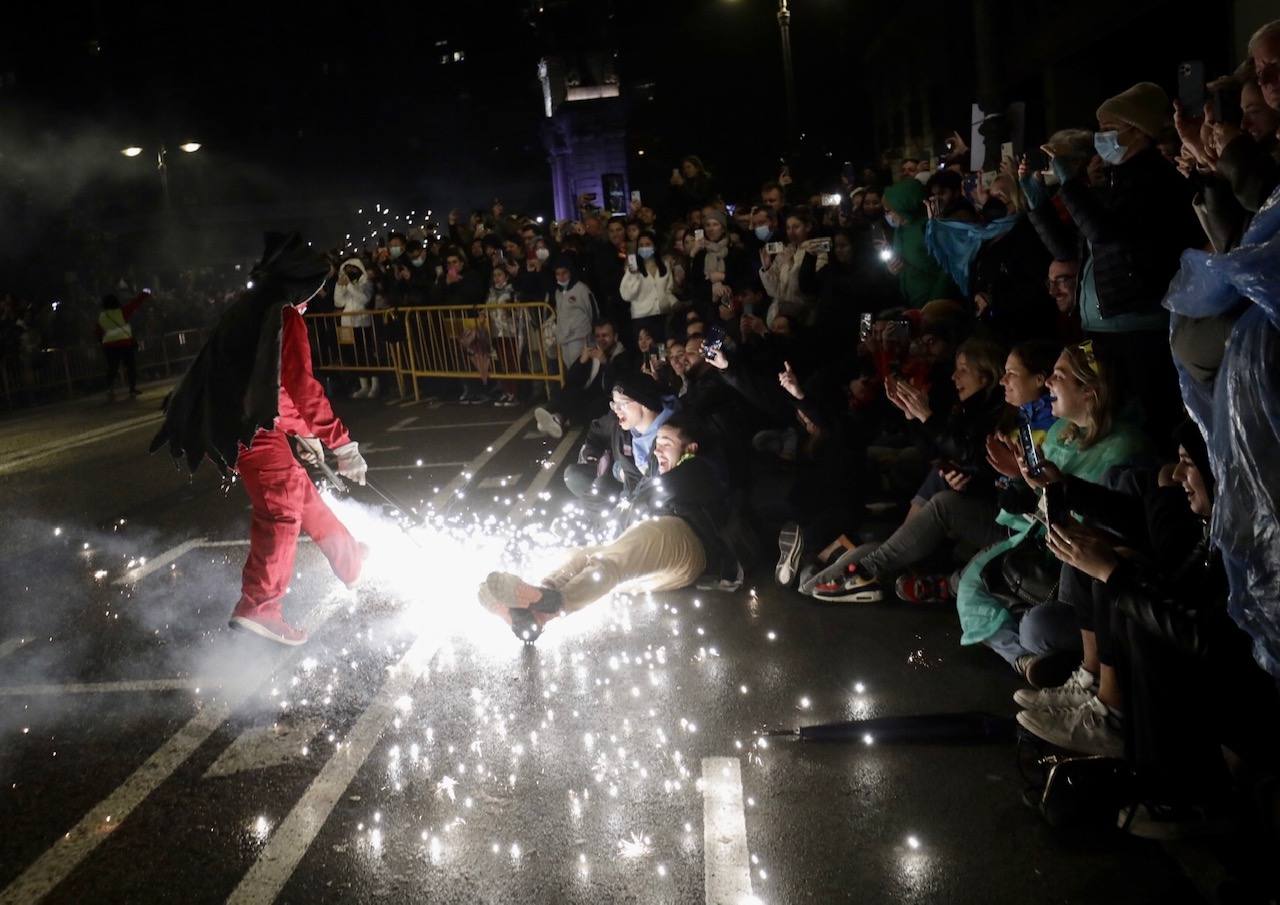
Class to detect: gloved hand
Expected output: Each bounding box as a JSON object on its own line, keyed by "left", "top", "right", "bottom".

{"left": 295, "top": 436, "right": 324, "bottom": 466}
{"left": 333, "top": 441, "right": 368, "bottom": 486}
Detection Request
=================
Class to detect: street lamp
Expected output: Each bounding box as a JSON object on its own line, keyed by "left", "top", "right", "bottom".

{"left": 777, "top": 0, "right": 797, "bottom": 152}
{"left": 120, "top": 141, "right": 202, "bottom": 208}
{"left": 725, "top": 0, "right": 798, "bottom": 151}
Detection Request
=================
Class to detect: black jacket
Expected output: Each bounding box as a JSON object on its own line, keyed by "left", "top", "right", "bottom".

{"left": 911, "top": 384, "right": 1007, "bottom": 495}
{"left": 970, "top": 215, "right": 1056, "bottom": 343}
{"left": 1053, "top": 147, "right": 1204, "bottom": 319}
{"left": 431, "top": 268, "right": 486, "bottom": 308}
{"left": 578, "top": 411, "right": 645, "bottom": 496}
{"left": 628, "top": 453, "right": 743, "bottom": 581}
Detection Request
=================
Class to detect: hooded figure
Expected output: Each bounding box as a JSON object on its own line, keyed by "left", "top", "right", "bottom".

{"left": 882, "top": 179, "right": 957, "bottom": 306}
{"left": 150, "top": 232, "right": 369, "bottom": 646}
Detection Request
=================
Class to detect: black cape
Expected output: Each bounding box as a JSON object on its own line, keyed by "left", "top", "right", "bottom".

{"left": 149, "top": 232, "right": 330, "bottom": 475}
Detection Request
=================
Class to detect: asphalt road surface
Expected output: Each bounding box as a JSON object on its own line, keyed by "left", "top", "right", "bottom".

{"left": 0, "top": 381, "right": 1208, "bottom": 904}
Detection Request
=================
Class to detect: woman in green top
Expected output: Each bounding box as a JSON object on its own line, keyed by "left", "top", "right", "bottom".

{"left": 956, "top": 341, "right": 1150, "bottom": 677}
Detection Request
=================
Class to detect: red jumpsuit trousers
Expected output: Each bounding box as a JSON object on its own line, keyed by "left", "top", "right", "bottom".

{"left": 232, "top": 305, "right": 362, "bottom": 620}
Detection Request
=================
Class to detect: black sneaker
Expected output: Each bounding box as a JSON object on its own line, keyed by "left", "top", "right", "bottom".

{"left": 775, "top": 522, "right": 804, "bottom": 587}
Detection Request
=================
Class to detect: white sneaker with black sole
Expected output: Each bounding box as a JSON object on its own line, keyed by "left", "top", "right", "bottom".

{"left": 1013, "top": 664, "right": 1097, "bottom": 710}
{"left": 534, "top": 407, "right": 564, "bottom": 439}
{"left": 775, "top": 522, "right": 803, "bottom": 587}
{"left": 1016, "top": 695, "right": 1124, "bottom": 758}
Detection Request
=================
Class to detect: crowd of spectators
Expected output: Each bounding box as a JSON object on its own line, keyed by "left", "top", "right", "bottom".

{"left": 471, "top": 21, "right": 1280, "bottom": 856}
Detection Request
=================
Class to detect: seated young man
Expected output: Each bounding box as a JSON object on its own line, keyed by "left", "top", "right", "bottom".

{"left": 479, "top": 413, "right": 741, "bottom": 641}
{"left": 534, "top": 318, "right": 635, "bottom": 438}
{"left": 562, "top": 372, "right": 679, "bottom": 507}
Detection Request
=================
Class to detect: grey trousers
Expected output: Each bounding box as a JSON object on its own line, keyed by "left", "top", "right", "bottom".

{"left": 800, "top": 490, "right": 1003, "bottom": 592}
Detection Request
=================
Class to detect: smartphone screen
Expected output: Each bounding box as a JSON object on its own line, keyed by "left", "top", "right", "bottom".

{"left": 859, "top": 312, "right": 873, "bottom": 342}
{"left": 1018, "top": 423, "right": 1044, "bottom": 477}
{"left": 702, "top": 325, "right": 727, "bottom": 359}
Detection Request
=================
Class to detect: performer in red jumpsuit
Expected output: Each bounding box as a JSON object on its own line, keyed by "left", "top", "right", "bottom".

{"left": 152, "top": 232, "right": 368, "bottom": 645}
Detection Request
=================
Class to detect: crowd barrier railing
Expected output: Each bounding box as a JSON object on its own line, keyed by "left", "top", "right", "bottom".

{"left": 305, "top": 303, "right": 564, "bottom": 401}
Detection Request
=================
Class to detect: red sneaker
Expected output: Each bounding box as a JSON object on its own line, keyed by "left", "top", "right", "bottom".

{"left": 893, "top": 573, "right": 952, "bottom": 604}
{"left": 229, "top": 603, "right": 308, "bottom": 646}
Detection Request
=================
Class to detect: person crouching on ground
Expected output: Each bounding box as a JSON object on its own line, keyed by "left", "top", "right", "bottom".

{"left": 479, "top": 413, "right": 741, "bottom": 641}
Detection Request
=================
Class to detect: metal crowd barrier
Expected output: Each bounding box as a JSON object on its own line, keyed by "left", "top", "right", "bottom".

{"left": 0, "top": 327, "right": 208, "bottom": 408}
{"left": 304, "top": 303, "right": 563, "bottom": 401}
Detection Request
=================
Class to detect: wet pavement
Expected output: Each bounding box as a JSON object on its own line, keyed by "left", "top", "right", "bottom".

{"left": 0, "top": 384, "right": 1205, "bottom": 904}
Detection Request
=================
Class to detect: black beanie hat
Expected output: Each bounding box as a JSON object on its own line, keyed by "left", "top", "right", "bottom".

{"left": 612, "top": 372, "right": 666, "bottom": 414}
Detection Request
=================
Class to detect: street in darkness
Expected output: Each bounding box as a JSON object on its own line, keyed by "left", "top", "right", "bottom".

{"left": 0, "top": 387, "right": 1197, "bottom": 904}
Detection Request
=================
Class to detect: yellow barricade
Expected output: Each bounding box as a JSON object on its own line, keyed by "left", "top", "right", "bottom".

{"left": 305, "top": 303, "right": 563, "bottom": 402}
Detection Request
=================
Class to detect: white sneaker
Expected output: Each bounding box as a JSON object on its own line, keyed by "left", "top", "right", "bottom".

{"left": 534, "top": 407, "right": 564, "bottom": 439}
{"left": 1013, "top": 665, "right": 1096, "bottom": 710}
{"left": 1016, "top": 695, "right": 1124, "bottom": 758}
{"left": 775, "top": 522, "right": 803, "bottom": 587}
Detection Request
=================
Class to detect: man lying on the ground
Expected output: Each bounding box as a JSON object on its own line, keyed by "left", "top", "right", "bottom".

{"left": 480, "top": 412, "right": 743, "bottom": 641}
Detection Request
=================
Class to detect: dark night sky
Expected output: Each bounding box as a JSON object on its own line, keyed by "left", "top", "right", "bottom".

{"left": 0, "top": 0, "right": 1234, "bottom": 293}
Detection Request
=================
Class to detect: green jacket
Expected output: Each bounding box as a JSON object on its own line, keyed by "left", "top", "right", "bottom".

{"left": 883, "top": 179, "right": 957, "bottom": 306}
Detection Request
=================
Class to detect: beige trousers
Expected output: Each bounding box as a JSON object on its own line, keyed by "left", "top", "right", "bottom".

{"left": 542, "top": 517, "right": 707, "bottom": 612}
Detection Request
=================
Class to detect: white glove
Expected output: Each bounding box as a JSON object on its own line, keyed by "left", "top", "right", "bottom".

{"left": 333, "top": 441, "right": 368, "bottom": 486}
{"left": 295, "top": 436, "right": 324, "bottom": 466}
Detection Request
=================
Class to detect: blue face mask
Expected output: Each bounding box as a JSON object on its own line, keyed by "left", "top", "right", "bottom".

{"left": 754, "top": 225, "right": 771, "bottom": 241}
{"left": 1093, "top": 130, "right": 1125, "bottom": 165}
{"left": 389, "top": 246, "right": 404, "bottom": 259}
{"left": 637, "top": 246, "right": 655, "bottom": 260}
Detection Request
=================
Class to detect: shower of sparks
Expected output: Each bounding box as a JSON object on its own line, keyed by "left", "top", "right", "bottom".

{"left": 47, "top": 460, "right": 790, "bottom": 898}
{"left": 618, "top": 832, "right": 653, "bottom": 859}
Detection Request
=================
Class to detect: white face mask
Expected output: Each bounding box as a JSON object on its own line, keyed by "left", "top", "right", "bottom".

{"left": 535, "top": 247, "right": 550, "bottom": 262}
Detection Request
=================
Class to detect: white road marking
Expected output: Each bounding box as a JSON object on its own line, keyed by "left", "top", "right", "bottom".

{"left": 0, "top": 637, "right": 24, "bottom": 662}
{"left": 227, "top": 410, "right": 537, "bottom": 901}
{"left": 365, "top": 461, "right": 467, "bottom": 473}
{"left": 477, "top": 472, "right": 523, "bottom": 489}
{"left": 506, "top": 427, "right": 582, "bottom": 521}
{"left": 112, "top": 537, "right": 207, "bottom": 586}
{"left": 0, "top": 412, "right": 164, "bottom": 477}
{"left": 701, "top": 757, "right": 754, "bottom": 905}
{"left": 431, "top": 410, "right": 535, "bottom": 507}
{"left": 202, "top": 718, "right": 325, "bottom": 779}
{"left": 393, "top": 419, "right": 517, "bottom": 432}
{"left": 388, "top": 416, "right": 418, "bottom": 432}
{"left": 355, "top": 444, "right": 403, "bottom": 455}
{"left": 226, "top": 633, "right": 437, "bottom": 905}
{"left": 0, "top": 599, "right": 344, "bottom": 905}
{"left": 0, "top": 677, "right": 207, "bottom": 696}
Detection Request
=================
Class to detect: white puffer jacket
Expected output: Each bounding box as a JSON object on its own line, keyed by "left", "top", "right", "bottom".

{"left": 619, "top": 257, "right": 677, "bottom": 319}
{"left": 337, "top": 258, "right": 375, "bottom": 328}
